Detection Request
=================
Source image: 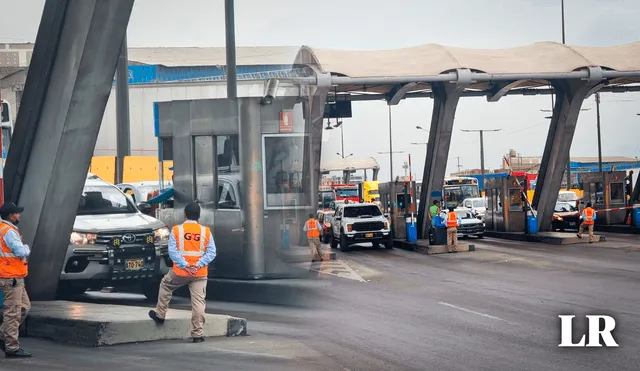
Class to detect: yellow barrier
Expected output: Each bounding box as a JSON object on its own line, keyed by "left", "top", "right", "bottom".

{"left": 123, "top": 156, "right": 173, "bottom": 183}
{"left": 88, "top": 156, "right": 173, "bottom": 184}
{"left": 89, "top": 156, "right": 116, "bottom": 184}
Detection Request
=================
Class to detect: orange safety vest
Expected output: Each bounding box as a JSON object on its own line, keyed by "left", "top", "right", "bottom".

{"left": 583, "top": 207, "right": 596, "bottom": 225}
{"left": 446, "top": 212, "right": 458, "bottom": 228}
{"left": 306, "top": 219, "right": 321, "bottom": 239}
{"left": 172, "top": 222, "right": 211, "bottom": 277}
{"left": 0, "top": 222, "right": 28, "bottom": 279}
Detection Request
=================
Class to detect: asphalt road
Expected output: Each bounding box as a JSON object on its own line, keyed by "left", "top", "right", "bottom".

{"left": 2, "top": 235, "right": 639, "bottom": 371}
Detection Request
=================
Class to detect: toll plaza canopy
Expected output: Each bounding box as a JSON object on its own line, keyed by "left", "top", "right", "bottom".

{"left": 293, "top": 40, "right": 640, "bottom": 241}
{"left": 295, "top": 41, "right": 640, "bottom": 94}
{"left": 321, "top": 157, "right": 380, "bottom": 173}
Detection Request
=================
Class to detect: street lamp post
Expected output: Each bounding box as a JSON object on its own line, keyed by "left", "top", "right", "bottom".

{"left": 461, "top": 129, "right": 501, "bottom": 194}
{"left": 388, "top": 106, "right": 394, "bottom": 183}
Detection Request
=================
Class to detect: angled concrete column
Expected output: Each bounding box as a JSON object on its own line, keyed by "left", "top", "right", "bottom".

{"left": 3, "top": 0, "right": 134, "bottom": 300}
{"left": 533, "top": 70, "right": 603, "bottom": 230}
{"left": 417, "top": 73, "right": 469, "bottom": 239}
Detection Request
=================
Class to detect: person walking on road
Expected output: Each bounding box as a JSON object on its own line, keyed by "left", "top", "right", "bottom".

{"left": 304, "top": 213, "right": 323, "bottom": 262}
{"left": 446, "top": 206, "right": 461, "bottom": 253}
{"left": 148, "top": 202, "right": 217, "bottom": 343}
{"left": 577, "top": 202, "right": 597, "bottom": 243}
{"left": 0, "top": 202, "right": 32, "bottom": 358}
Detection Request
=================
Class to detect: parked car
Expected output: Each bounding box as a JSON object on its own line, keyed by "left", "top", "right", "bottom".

{"left": 316, "top": 210, "right": 335, "bottom": 243}
{"left": 558, "top": 191, "right": 580, "bottom": 209}
{"left": 58, "top": 178, "right": 171, "bottom": 300}
{"left": 329, "top": 203, "right": 392, "bottom": 251}
{"left": 117, "top": 180, "right": 174, "bottom": 203}
{"left": 455, "top": 207, "right": 485, "bottom": 238}
{"left": 462, "top": 197, "right": 487, "bottom": 220}
{"left": 551, "top": 202, "right": 582, "bottom": 231}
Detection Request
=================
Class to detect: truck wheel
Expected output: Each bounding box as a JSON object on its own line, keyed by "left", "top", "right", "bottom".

{"left": 384, "top": 237, "right": 393, "bottom": 249}
{"left": 339, "top": 231, "right": 350, "bottom": 252}
{"left": 330, "top": 234, "right": 338, "bottom": 249}
{"left": 140, "top": 279, "right": 161, "bottom": 301}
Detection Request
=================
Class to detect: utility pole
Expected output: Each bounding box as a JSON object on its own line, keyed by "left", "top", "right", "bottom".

{"left": 225, "top": 0, "right": 237, "bottom": 99}
{"left": 115, "top": 32, "right": 130, "bottom": 185}
{"left": 388, "top": 105, "right": 394, "bottom": 182}
{"left": 461, "top": 129, "right": 501, "bottom": 193}
{"left": 596, "top": 92, "right": 603, "bottom": 173}
{"left": 453, "top": 156, "right": 463, "bottom": 173}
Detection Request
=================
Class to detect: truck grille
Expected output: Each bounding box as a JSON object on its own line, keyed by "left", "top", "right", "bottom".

{"left": 352, "top": 221, "right": 385, "bottom": 232}
{"left": 96, "top": 230, "right": 154, "bottom": 245}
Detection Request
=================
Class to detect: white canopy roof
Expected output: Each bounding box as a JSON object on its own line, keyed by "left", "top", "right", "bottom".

{"left": 321, "top": 157, "right": 380, "bottom": 172}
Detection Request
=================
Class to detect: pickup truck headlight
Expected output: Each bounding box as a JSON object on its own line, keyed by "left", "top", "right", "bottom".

{"left": 154, "top": 227, "right": 171, "bottom": 244}
{"left": 384, "top": 221, "right": 389, "bottom": 230}
{"left": 70, "top": 232, "right": 97, "bottom": 245}
{"left": 346, "top": 224, "right": 353, "bottom": 232}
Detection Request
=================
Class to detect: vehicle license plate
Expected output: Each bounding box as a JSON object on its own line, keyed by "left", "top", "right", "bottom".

{"left": 365, "top": 233, "right": 374, "bottom": 238}
{"left": 126, "top": 259, "right": 144, "bottom": 270}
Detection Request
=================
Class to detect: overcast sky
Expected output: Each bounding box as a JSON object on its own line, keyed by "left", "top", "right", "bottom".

{"left": 1, "top": 0, "right": 639, "bottom": 180}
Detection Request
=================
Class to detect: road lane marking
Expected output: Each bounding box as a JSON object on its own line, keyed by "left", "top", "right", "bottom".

{"left": 437, "top": 302, "right": 509, "bottom": 322}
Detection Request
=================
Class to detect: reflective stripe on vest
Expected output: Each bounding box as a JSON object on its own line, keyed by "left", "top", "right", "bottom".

{"left": 446, "top": 212, "right": 458, "bottom": 227}
{"left": 0, "top": 222, "right": 28, "bottom": 279}
{"left": 173, "top": 223, "right": 209, "bottom": 277}
{"left": 306, "top": 219, "right": 321, "bottom": 238}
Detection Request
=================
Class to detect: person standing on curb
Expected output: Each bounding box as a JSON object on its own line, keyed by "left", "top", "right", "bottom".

{"left": 304, "top": 213, "right": 323, "bottom": 263}
{"left": 577, "top": 202, "right": 597, "bottom": 243}
{"left": 148, "top": 202, "right": 216, "bottom": 343}
{"left": 445, "top": 206, "right": 461, "bottom": 253}
{"left": 0, "top": 202, "right": 32, "bottom": 358}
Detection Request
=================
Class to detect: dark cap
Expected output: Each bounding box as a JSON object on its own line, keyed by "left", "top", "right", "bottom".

{"left": 0, "top": 202, "right": 24, "bottom": 216}
{"left": 184, "top": 202, "right": 201, "bottom": 219}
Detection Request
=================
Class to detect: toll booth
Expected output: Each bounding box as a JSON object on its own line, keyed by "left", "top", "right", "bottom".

{"left": 579, "top": 171, "right": 627, "bottom": 225}
{"left": 484, "top": 173, "right": 530, "bottom": 232}
{"left": 154, "top": 96, "right": 319, "bottom": 279}
{"left": 379, "top": 181, "right": 417, "bottom": 239}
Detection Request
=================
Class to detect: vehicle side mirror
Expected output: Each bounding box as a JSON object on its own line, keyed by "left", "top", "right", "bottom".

{"left": 384, "top": 213, "right": 390, "bottom": 219}
{"left": 335, "top": 216, "right": 342, "bottom": 221}
{"left": 138, "top": 202, "right": 153, "bottom": 215}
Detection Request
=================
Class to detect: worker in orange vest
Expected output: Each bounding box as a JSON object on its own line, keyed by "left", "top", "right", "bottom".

{"left": 149, "top": 202, "right": 217, "bottom": 343}
{"left": 577, "top": 202, "right": 597, "bottom": 243}
{"left": 303, "top": 213, "right": 323, "bottom": 262}
{"left": 445, "top": 206, "right": 462, "bottom": 253}
{"left": 0, "top": 202, "right": 32, "bottom": 358}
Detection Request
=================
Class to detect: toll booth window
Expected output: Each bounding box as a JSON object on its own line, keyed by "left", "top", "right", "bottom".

{"left": 610, "top": 182, "right": 625, "bottom": 203}
{"left": 218, "top": 182, "right": 238, "bottom": 209}
{"left": 217, "top": 135, "right": 240, "bottom": 172}
{"left": 263, "top": 134, "right": 310, "bottom": 208}
{"left": 78, "top": 187, "right": 136, "bottom": 215}
{"left": 508, "top": 188, "right": 523, "bottom": 211}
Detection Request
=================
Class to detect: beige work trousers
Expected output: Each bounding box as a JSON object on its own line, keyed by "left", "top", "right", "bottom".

{"left": 155, "top": 270, "right": 207, "bottom": 338}
{"left": 0, "top": 278, "right": 31, "bottom": 352}
{"left": 447, "top": 227, "right": 458, "bottom": 252}
{"left": 308, "top": 237, "right": 323, "bottom": 260}
{"left": 578, "top": 223, "right": 595, "bottom": 242}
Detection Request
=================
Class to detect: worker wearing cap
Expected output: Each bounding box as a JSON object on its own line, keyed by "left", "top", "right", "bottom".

{"left": 0, "top": 202, "right": 32, "bottom": 358}
{"left": 148, "top": 202, "right": 217, "bottom": 343}
{"left": 577, "top": 202, "right": 597, "bottom": 243}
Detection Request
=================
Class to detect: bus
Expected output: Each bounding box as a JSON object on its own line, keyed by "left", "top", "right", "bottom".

{"left": 1, "top": 99, "right": 12, "bottom": 159}
{"left": 443, "top": 177, "right": 480, "bottom": 209}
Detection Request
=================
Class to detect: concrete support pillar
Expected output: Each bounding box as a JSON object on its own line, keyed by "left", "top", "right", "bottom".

{"left": 3, "top": 0, "right": 134, "bottom": 300}
{"left": 417, "top": 77, "right": 468, "bottom": 239}
{"left": 239, "top": 98, "right": 265, "bottom": 278}
{"left": 533, "top": 71, "right": 603, "bottom": 230}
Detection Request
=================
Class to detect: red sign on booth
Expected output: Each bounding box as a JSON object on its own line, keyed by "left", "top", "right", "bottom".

{"left": 280, "top": 111, "right": 293, "bottom": 133}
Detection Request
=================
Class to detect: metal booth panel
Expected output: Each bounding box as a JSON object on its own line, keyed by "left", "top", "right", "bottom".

{"left": 579, "top": 171, "right": 627, "bottom": 225}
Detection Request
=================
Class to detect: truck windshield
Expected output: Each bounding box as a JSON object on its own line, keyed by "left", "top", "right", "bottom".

{"left": 78, "top": 185, "right": 137, "bottom": 215}
{"left": 344, "top": 206, "right": 382, "bottom": 218}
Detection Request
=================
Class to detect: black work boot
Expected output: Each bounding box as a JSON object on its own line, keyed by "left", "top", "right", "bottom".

{"left": 192, "top": 337, "right": 205, "bottom": 343}
{"left": 148, "top": 310, "right": 165, "bottom": 324}
{"left": 6, "top": 348, "right": 32, "bottom": 358}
